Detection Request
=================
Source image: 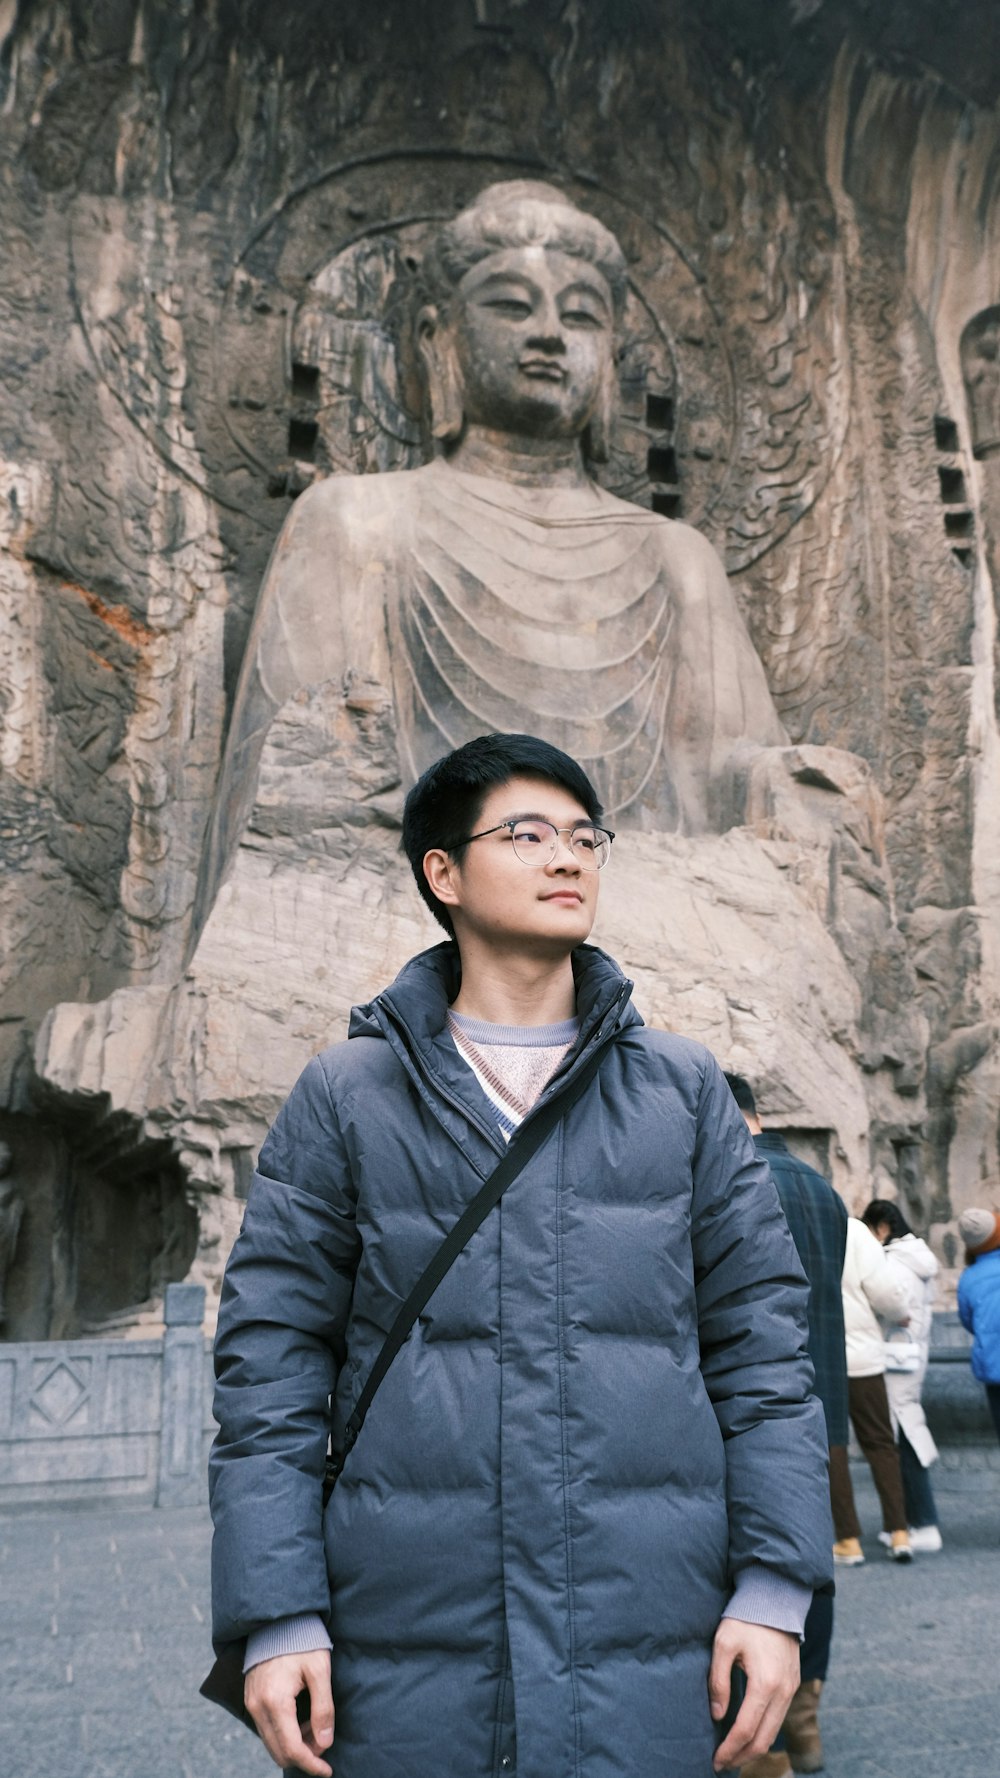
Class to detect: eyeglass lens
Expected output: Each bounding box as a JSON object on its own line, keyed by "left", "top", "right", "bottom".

{"left": 510, "top": 820, "right": 611, "bottom": 870}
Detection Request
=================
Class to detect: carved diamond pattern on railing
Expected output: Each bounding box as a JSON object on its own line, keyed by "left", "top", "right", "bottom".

{"left": 29, "top": 1359, "right": 92, "bottom": 1429}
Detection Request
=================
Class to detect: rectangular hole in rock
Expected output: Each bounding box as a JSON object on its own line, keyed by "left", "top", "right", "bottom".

{"left": 651, "top": 490, "right": 682, "bottom": 518}
{"left": 648, "top": 444, "right": 678, "bottom": 484}
{"left": 952, "top": 546, "right": 973, "bottom": 567}
{"left": 944, "top": 509, "right": 973, "bottom": 539}
{"left": 288, "top": 417, "right": 319, "bottom": 461}
{"left": 645, "top": 393, "right": 675, "bottom": 432}
{"left": 938, "top": 465, "right": 967, "bottom": 503}
{"left": 934, "top": 415, "right": 959, "bottom": 452}
{"left": 292, "top": 362, "right": 320, "bottom": 400}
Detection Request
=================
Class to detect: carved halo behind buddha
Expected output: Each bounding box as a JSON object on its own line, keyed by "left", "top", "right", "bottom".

{"left": 195, "top": 181, "right": 794, "bottom": 940}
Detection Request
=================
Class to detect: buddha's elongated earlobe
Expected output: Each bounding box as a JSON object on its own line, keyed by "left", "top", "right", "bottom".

{"left": 585, "top": 354, "right": 618, "bottom": 464}
{"left": 417, "top": 306, "right": 465, "bottom": 443}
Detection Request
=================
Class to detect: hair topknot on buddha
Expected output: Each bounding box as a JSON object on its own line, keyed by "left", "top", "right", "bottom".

{"left": 422, "top": 180, "right": 629, "bottom": 324}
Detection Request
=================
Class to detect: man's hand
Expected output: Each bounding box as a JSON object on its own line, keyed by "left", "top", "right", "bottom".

{"left": 244, "top": 1649, "right": 334, "bottom": 1776}
{"left": 708, "top": 1618, "right": 799, "bottom": 1773}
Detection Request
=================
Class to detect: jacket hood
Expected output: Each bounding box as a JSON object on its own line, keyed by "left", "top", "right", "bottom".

{"left": 886, "top": 1233, "right": 938, "bottom": 1282}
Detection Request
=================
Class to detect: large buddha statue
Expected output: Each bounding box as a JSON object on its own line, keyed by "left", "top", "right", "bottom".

{"left": 195, "top": 180, "right": 792, "bottom": 941}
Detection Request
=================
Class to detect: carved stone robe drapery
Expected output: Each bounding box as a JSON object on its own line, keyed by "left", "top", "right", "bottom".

{"left": 196, "top": 459, "right": 785, "bottom": 934}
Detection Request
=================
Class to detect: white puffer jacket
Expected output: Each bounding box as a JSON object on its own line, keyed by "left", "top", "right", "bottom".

{"left": 842, "top": 1217, "right": 909, "bottom": 1377}
{"left": 881, "top": 1233, "right": 940, "bottom": 1465}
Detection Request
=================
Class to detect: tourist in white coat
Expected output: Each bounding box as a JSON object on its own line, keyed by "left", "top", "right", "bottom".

{"left": 831, "top": 1217, "right": 912, "bottom": 1563}
{"left": 862, "top": 1199, "right": 942, "bottom": 1551}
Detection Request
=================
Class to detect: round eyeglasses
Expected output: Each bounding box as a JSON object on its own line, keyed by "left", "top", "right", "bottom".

{"left": 452, "top": 817, "right": 615, "bottom": 870}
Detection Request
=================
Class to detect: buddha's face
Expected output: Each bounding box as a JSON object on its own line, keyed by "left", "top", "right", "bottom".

{"left": 446, "top": 245, "right": 616, "bottom": 440}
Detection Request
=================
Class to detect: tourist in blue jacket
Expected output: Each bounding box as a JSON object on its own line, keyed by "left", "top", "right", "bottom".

{"left": 957, "top": 1206, "right": 1000, "bottom": 1444}
{"left": 208, "top": 732, "right": 833, "bottom": 1778}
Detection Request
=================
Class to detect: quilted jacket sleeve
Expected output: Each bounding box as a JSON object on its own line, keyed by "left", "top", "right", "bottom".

{"left": 690, "top": 1056, "right": 834, "bottom": 1593}
{"left": 209, "top": 1053, "right": 361, "bottom": 1649}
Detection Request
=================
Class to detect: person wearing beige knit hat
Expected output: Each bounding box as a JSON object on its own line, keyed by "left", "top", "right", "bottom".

{"left": 959, "top": 1207, "right": 1000, "bottom": 1258}
{"left": 957, "top": 1206, "right": 1000, "bottom": 1445}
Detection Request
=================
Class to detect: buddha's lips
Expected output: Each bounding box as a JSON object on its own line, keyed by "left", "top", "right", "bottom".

{"left": 520, "top": 359, "right": 565, "bottom": 381}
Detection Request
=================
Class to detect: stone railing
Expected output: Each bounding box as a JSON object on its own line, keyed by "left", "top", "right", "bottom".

{"left": 0, "top": 1282, "right": 213, "bottom": 1510}
{"left": 922, "top": 1310, "right": 997, "bottom": 1475}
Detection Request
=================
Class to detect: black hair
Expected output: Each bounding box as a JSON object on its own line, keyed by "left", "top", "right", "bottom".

{"left": 861, "top": 1199, "right": 912, "bottom": 1242}
{"left": 401, "top": 732, "right": 605, "bottom": 937}
{"left": 723, "top": 1072, "right": 757, "bottom": 1116}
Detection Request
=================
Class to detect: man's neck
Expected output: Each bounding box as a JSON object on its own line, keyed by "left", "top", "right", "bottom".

{"left": 450, "top": 943, "right": 577, "bottom": 1028}
{"left": 446, "top": 427, "right": 591, "bottom": 490}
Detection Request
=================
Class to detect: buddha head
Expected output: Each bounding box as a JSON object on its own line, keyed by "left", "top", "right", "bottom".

{"left": 418, "top": 181, "right": 628, "bottom": 463}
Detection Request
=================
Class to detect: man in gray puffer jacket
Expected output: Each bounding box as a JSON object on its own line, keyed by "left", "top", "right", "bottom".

{"left": 209, "top": 732, "right": 833, "bottom": 1778}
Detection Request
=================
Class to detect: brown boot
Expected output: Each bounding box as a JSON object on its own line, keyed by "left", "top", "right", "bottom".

{"left": 738, "top": 1754, "right": 793, "bottom": 1777}
{"left": 783, "top": 1677, "right": 824, "bottom": 1772}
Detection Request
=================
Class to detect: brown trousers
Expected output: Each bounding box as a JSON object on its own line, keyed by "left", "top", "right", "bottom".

{"left": 829, "top": 1372, "right": 907, "bottom": 1538}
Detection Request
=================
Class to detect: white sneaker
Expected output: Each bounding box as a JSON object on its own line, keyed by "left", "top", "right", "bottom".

{"left": 879, "top": 1526, "right": 943, "bottom": 1553}
{"left": 908, "top": 1524, "right": 943, "bottom": 1552}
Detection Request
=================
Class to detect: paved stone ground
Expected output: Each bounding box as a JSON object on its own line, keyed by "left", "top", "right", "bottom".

{"left": 0, "top": 1464, "right": 996, "bottom": 1778}
{"left": 0, "top": 1499, "right": 274, "bottom": 1778}
{"left": 819, "top": 1462, "right": 1000, "bottom": 1778}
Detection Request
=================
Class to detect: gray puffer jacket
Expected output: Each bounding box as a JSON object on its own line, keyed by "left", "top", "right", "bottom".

{"left": 210, "top": 943, "right": 832, "bottom": 1778}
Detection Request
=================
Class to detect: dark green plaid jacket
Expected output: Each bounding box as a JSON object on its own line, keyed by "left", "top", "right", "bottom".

{"left": 754, "top": 1131, "right": 849, "bottom": 1448}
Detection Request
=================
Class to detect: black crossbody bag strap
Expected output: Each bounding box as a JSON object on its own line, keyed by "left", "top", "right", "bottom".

{"left": 324, "top": 1041, "right": 608, "bottom": 1493}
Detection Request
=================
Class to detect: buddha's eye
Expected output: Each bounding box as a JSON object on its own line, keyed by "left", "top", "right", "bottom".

{"left": 482, "top": 297, "right": 533, "bottom": 319}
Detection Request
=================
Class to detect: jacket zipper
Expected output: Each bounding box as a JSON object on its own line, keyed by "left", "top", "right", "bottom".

{"left": 492, "top": 1617, "right": 512, "bottom": 1778}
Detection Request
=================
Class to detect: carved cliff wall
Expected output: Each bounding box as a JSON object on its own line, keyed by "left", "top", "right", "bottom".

{"left": 1, "top": 0, "right": 998, "bottom": 1329}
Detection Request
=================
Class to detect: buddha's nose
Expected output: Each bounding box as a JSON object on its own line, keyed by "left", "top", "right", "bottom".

{"left": 526, "top": 290, "right": 566, "bottom": 350}
{"left": 525, "top": 330, "right": 566, "bottom": 356}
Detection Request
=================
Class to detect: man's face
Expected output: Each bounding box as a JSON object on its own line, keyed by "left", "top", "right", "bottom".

{"left": 429, "top": 775, "right": 602, "bottom": 956}
{"left": 448, "top": 247, "right": 615, "bottom": 440}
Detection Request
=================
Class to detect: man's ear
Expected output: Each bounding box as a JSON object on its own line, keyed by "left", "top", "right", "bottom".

{"left": 422, "top": 847, "right": 462, "bottom": 911}
{"left": 417, "top": 306, "right": 465, "bottom": 443}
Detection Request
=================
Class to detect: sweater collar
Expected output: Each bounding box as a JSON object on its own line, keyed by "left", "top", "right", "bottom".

{"left": 348, "top": 941, "right": 638, "bottom": 1160}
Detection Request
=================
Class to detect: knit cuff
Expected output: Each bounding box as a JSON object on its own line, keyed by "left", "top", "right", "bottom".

{"left": 243, "top": 1612, "right": 333, "bottom": 1673}
{"left": 721, "top": 1564, "right": 812, "bottom": 1639}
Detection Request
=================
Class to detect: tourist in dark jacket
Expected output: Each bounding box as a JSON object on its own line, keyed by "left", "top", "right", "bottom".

{"left": 726, "top": 1074, "right": 848, "bottom": 1778}
{"left": 209, "top": 733, "right": 833, "bottom": 1778}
